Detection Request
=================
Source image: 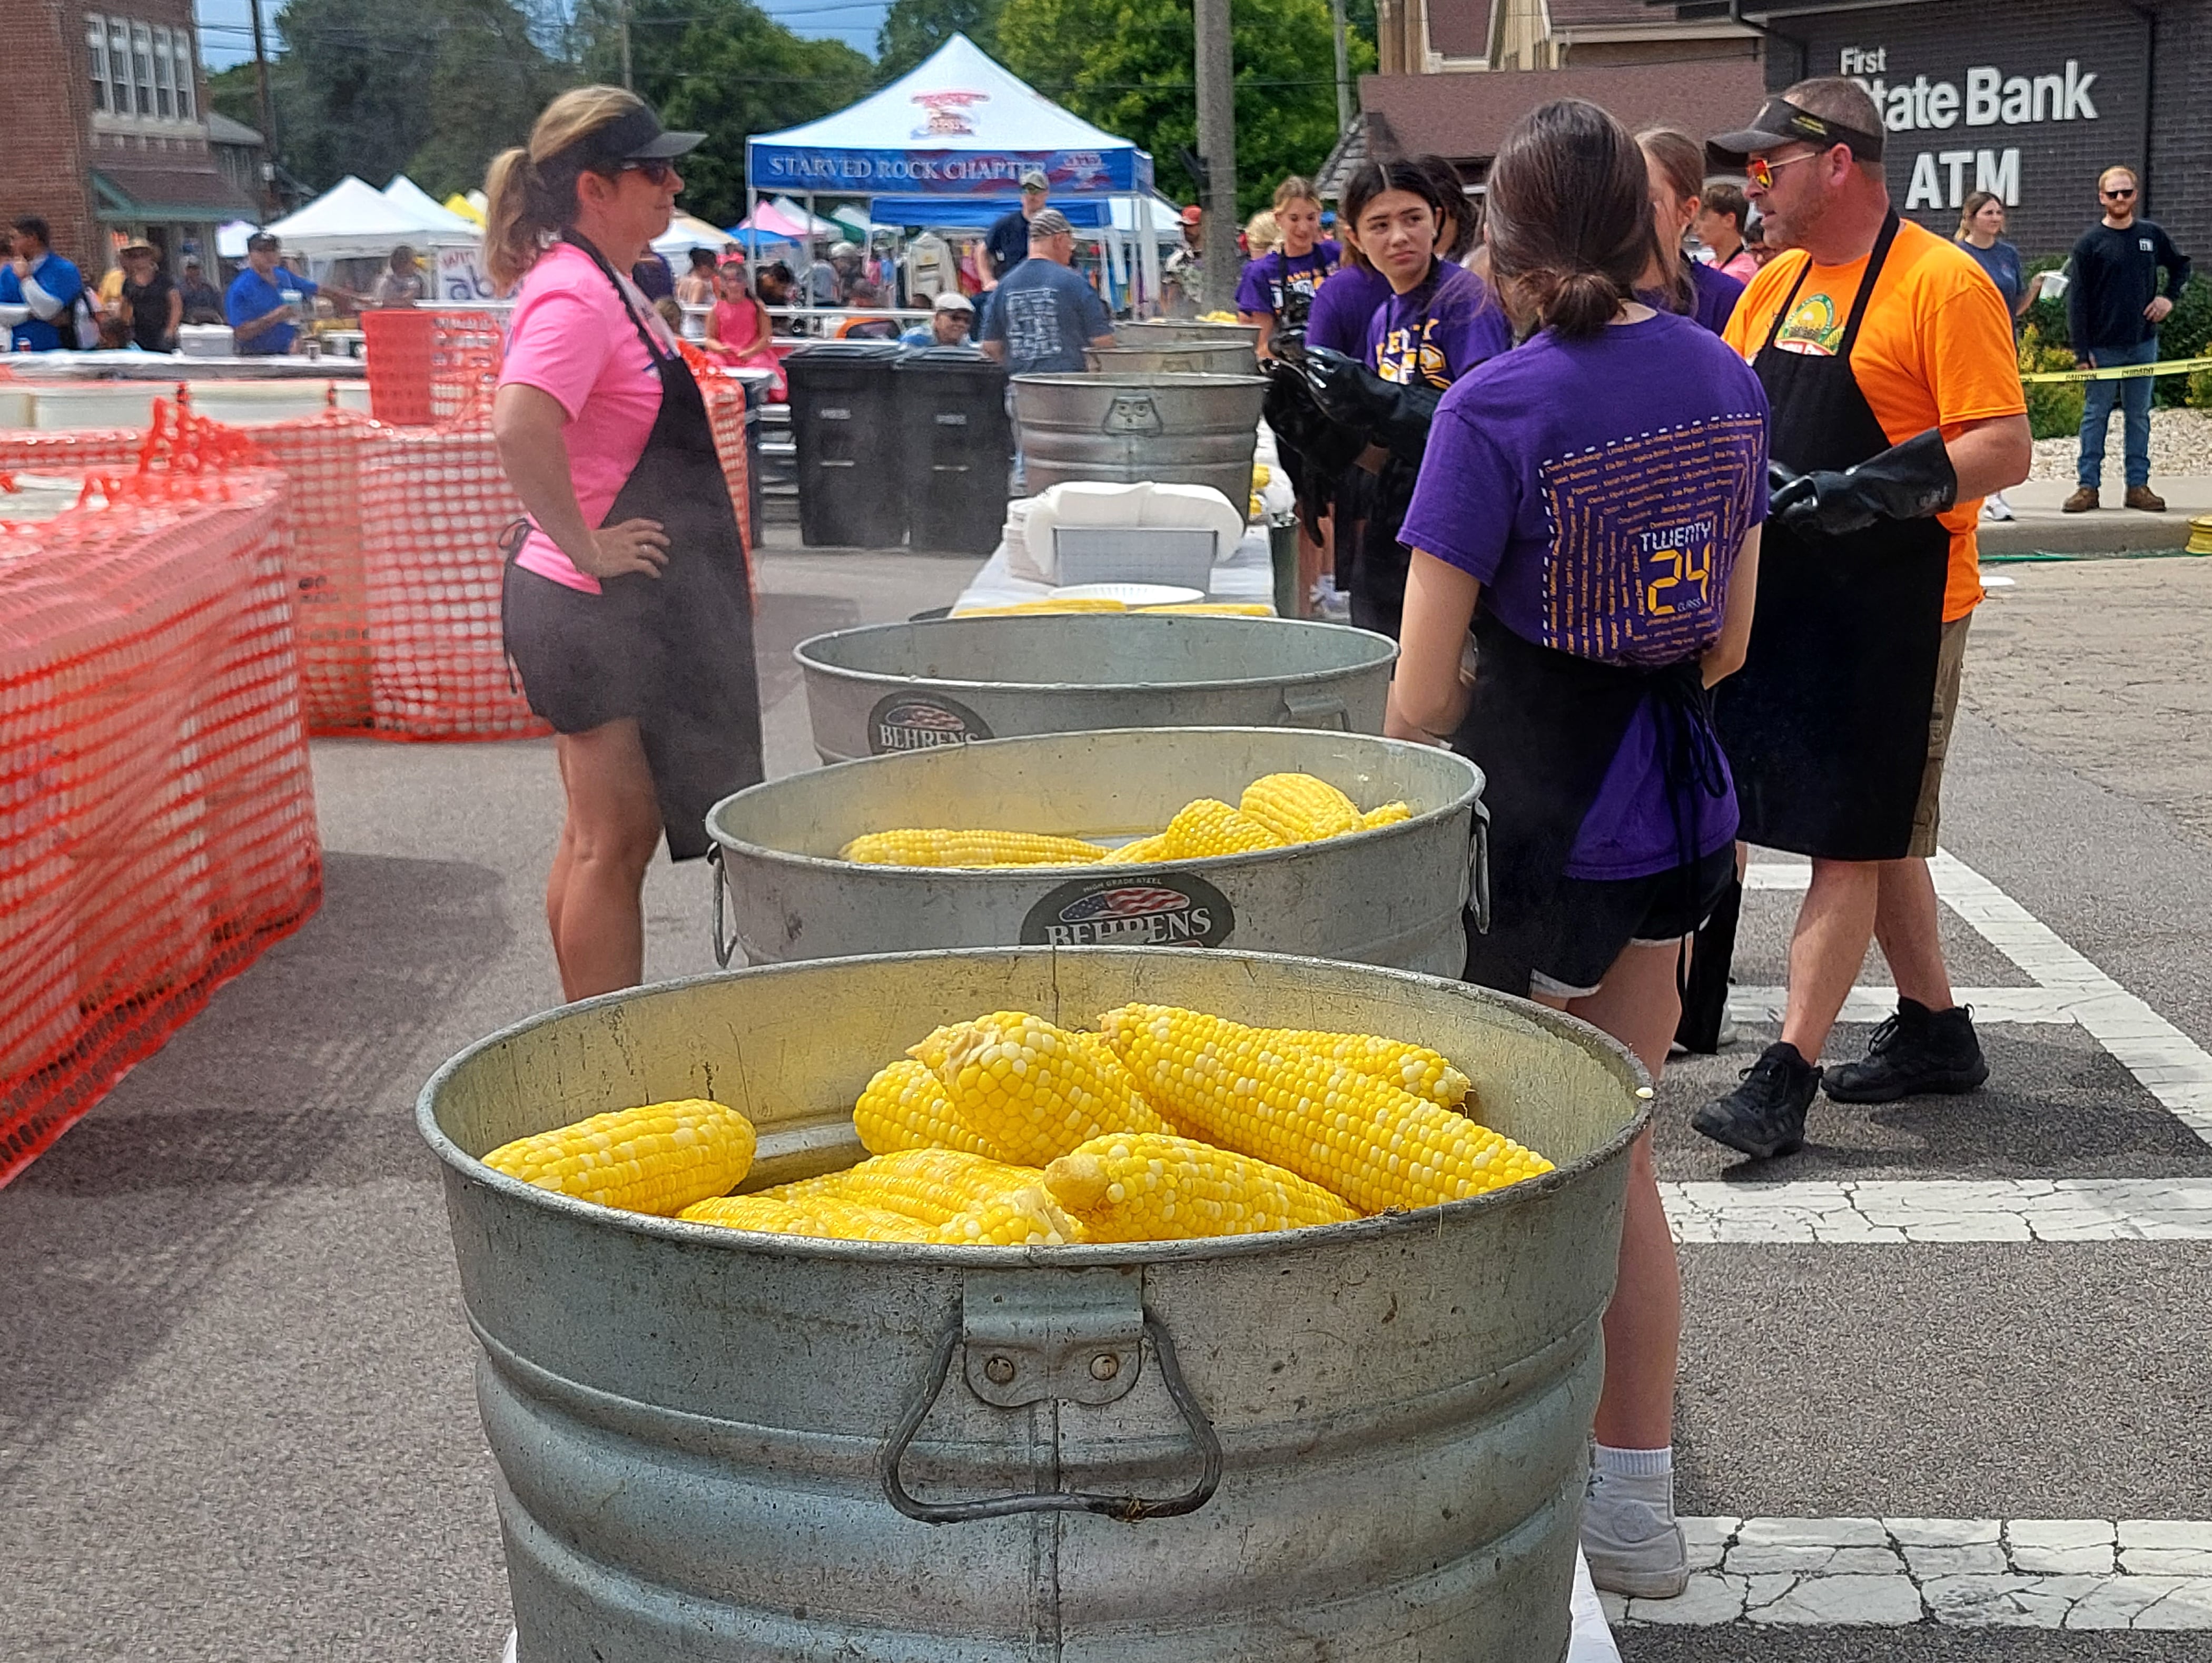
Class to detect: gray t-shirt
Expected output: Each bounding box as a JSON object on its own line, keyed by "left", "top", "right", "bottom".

{"left": 982, "top": 258, "right": 1111, "bottom": 373}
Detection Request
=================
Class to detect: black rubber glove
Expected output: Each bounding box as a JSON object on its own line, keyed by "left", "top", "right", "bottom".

{"left": 1262, "top": 359, "right": 1366, "bottom": 486}
{"left": 1299, "top": 346, "right": 1443, "bottom": 464}
{"left": 1770, "top": 428, "right": 1958, "bottom": 537}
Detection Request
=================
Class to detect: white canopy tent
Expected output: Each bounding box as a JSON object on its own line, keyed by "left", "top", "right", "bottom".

{"left": 651, "top": 212, "right": 740, "bottom": 259}
{"left": 244, "top": 175, "right": 480, "bottom": 267}
{"left": 382, "top": 175, "right": 482, "bottom": 239}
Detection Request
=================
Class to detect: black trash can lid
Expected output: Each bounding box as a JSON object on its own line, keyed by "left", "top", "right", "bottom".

{"left": 786, "top": 339, "right": 910, "bottom": 362}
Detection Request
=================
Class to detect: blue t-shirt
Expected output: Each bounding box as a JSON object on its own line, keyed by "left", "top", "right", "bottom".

{"left": 1234, "top": 240, "right": 1343, "bottom": 320}
{"left": 1401, "top": 310, "right": 1771, "bottom": 879}
{"left": 1363, "top": 261, "right": 1512, "bottom": 389}
{"left": 980, "top": 257, "right": 1111, "bottom": 375}
{"left": 1, "top": 252, "right": 85, "bottom": 351}
{"left": 225, "top": 265, "right": 319, "bottom": 355}
{"left": 1302, "top": 262, "right": 1392, "bottom": 357}
{"left": 1959, "top": 238, "right": 2026, "bottom": 316}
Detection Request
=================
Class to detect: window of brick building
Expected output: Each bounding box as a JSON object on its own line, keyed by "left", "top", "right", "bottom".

{"left": 87, "top": 15, "right": 109, "bottom": 111}
{"left": 130, "top": 22, "right": 152, "bottom": 116}
{"left": 174, "top": 27, "right": 193, "bottom": 117}
{"left": 107, "top": 17, "right": 130, "bottom": 113}
{"left": 153, "top": 26, "right": 174, "bottom": 117}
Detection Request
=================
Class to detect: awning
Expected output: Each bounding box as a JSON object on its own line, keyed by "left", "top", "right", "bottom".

{"left": 93, "top": 165, "right": 259, "bottom": 223}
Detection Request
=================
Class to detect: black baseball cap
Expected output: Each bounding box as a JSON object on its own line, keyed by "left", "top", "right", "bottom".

{"left": 1709, "top": 97, "right": 1885, "bottom": 168}
{"left": 567, "top": 104, "right": 705, "bottom": 171}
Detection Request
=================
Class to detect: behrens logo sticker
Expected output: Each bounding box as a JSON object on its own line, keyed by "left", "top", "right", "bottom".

{"left": 1020, "top": 872, "right": 1235, "bottom": 948}
{"left": 868, "top": 693, "right": 993, "bottom": 754}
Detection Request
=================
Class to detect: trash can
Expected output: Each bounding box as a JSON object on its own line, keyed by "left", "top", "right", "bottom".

{"left": 786, "top": 340, "right": 907, "bottom": 548}
{"left": 895, "top": 347, "right": 1011, "bottom": 554}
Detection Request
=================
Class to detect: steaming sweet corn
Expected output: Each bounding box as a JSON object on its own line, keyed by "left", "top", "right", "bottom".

{"left": 853, "top": 1058, "right": 1003, "bottom": 1158}
{"left": 1360, "top": 801, "right": 1413, "bottom": 829}
{"left": 1240, "top": 773, "right": 1361, "bottom": 843}
{"left": 1044, "top": 1132, "right": 1358, "bottom": 1241}
{"left": 1248, "top": 1026, "right": 1472, "bottom": 1110}
{"left": 1157, "top": 798, "right": 1285, "bottom": 859}
{"left": 839, "top": 829, "right": 1110, "bottom": 868}
{"left": 481, "top": 1098, "right": 756, "bottom": 1216}
{"left": 919, "top": 1010, "right": 1173, "bottom": 1166}
{"left": 1096, "top": 1004, "right": 1551, "bottom": 1212}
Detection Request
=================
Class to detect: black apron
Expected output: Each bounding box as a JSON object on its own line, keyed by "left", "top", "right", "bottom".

{"left": 511, "top": 232, "right": 764, "bottom": 862}
{"left": 1456, "top": 613, "right": 1726, "bottom": 997}
{"left": 1714, "top": 211, "right": 1948, "bottom": 862}
{"left": 1350, "top": 261, "right": 1453, "bottom": 639}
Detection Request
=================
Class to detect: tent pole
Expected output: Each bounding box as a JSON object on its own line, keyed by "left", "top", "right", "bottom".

{"left": 806, "top": 192, "right": 817, "bottom": 314}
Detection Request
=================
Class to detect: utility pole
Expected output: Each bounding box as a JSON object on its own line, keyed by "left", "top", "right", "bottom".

{"left": 1330, "top": 0, "right": 1351, "bottom": 133}
{"left": 249, "top": 0, "right": 278, "bottom": 215}
{"left": 618, "top": 0, "right": 634, "bottom": 90}
{"left": 1193, "top": 0, "right": 1236, "bottom": 313}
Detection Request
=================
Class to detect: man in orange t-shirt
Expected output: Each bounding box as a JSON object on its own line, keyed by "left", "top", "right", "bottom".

{"left": 1691, "top": 78, "right": 2030, "bottom": 1162}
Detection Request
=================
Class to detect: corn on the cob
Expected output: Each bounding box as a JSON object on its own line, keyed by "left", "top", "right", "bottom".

{"left": 1359, "top": 801, "right": 1413, "bottom": 829}
{"left": 1157, "top": 798, "right": 1285, "bottom": 860}
{"left": 1240, "top": 773, "right": 1361, "bottom": 843}
{"left": 1134, "top": 602, "right": 1273, "bottom": 615}
{"left": 934, "top": 1188, "right": 1081, "bottom": 1245}
{"left": 1103, "top": 832, "right": 1174, "bottom": 863}
{"left": 840, "top": 829, "right": 1110, "bottom": 868}
{"left": 853, "top": 1058, "right": 1004, "bottom": 1158}
{"left": 1095, "top": 1005, "right": 1551, "bottom": 1212}
{"left": 789, "top": 1148, "right": 1046, "bottom": 1223}
{"left": 483, "top": 1098, "right": 756, "bottom": 1216}
{"left": 954, "top": 597, "right": 1128, "bottom": 617}
{"left": 907, "top": 1012, "right": 1035, "bottom": 1074}
{"left": 920, "top": 1010, "right": 1173, "bottom": 1166}
{"left": 1249, "top": 1026, "right": 1472, "bottom": 1110}
{"left": 1045, "top": 1132, "right": 1358, "bottom": 1240}
{"left": 679, "top": 1191, "right": 933, "bottom": 1240}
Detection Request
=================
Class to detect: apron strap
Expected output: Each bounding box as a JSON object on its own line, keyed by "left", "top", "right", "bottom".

{"left": 1760, "top": 254, "right": 1816, "bottom": 354}
{"left": 1835, "top": 210, "right": 1903, "bottom": 359}
{"left": 560, "top": 229, "right": 674, "bottom": 371}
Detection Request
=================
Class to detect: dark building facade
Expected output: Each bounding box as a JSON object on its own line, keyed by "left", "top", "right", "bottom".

{"left": 1670, "top": 0, "right": 2207, "bottom": 256}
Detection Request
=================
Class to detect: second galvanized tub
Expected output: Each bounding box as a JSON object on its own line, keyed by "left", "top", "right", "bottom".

{"left": 705, "top": 727, "right": 1486, "bottom": 973}
{"left": 420, "top": 946, "right": 1651, "bottom": 1663}
{"left": 1085, "top": 341, "right": 1257, "bottom": 377}
{"left": 1012, "top": 372, "right": 1269, "bottom": 510}
{"left": 795, "top": 613, "right": 1398, "bottom": 764}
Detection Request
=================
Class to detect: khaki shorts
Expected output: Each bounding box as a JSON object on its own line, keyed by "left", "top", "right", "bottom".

{"left": 1908, "top": 614, "right": 1971, "bottom": 858}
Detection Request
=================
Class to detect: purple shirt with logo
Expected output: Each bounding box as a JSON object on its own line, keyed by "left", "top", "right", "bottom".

{"left": 1235, "top": 239, "right": 1342, "bottom": 319}
{"left": 1400, "top": 309, "right": 1770, "bottom": 878}
{"left": 1364, "top": 261, "right": 1513, "bottom": 389}
{"left": 1302, "top": 261, "right": 1393, "bottom": 356}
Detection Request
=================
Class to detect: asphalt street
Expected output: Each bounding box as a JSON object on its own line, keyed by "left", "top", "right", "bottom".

{"left": 2, "top": 539, "right": 2208, "bottom": 1659}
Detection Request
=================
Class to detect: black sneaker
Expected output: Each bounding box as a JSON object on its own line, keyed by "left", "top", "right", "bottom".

{"left": 1691, "top": 1042, "right": 1820, "bottom": 1159}
{"left": 1823, "top": 998, "right": 1989, "bottom": 1103}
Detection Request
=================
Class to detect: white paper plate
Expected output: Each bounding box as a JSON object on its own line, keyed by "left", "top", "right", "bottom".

{"left": 1048, "top": 583, "right": 1207, "bottom": 607}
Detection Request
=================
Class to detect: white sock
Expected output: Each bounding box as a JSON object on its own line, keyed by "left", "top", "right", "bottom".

{"left": 1594, "top": 1443, "right": 1672, "bottom": 1479}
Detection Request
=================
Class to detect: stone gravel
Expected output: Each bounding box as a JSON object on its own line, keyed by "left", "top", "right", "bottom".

{"left": 2029, "top": 407, "right": 2212, "bottom": 481}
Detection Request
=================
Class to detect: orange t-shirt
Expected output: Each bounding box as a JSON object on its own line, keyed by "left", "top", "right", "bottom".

{"left": 1723, "top": 218, "right": 2026, "bottom": 622}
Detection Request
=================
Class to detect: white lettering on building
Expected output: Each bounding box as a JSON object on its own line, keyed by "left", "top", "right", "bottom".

{"left": 1905, "top": 148, "right": 2024, "bottom": 210}
{"left": 1842, "top": 57, "right": 2099, "bottom": 132}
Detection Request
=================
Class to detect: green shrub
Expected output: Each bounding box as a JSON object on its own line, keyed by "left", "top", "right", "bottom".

{"left": 2188, "top": 365, "right": 2212, "bottom": 409}
{"left": 2021, "top": 253, "right": 2070, "bottom": 350}
{"left": 2019, "top": 324, "right": 2084, "bottom": 441}
{"left": 2154, "top": 273, "right": 2212, "bottom": 406}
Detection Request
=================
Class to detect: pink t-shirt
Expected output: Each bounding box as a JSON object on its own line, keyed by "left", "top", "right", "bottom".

{"left": 499, "top": 241, "right": 671, "bottom": 594}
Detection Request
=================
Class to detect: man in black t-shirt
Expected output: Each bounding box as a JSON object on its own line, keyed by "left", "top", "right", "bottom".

{"left": 985, "top": 170, "right": 1049, "bottom": 283}
{"left": 2064, "top": 164, "right": 2191, "bottom": 514}
{"left": 179, "top": 258, "right": 224, "bottom": 324}
{"left": 118, "top": 242, "right": 179, "bottom": 352}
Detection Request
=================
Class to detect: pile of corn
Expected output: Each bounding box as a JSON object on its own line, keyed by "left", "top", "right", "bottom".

{"left": 953, "top": 598, "right": 1272, "bottom": 618}
{"left": 840, "top": 771, "right": 1415, "bottom": 869}
{"left": 479, "top": 1007, "right": 1553, "bottom": 1248}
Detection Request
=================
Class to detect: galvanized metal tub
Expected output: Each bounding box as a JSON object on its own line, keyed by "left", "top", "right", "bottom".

{"left": 1115, "top": 319, "right": 1263, "bottom": 351}
{"left": 1085, "top": 341, "right": 1257, "bottom": 377}
{"left": 419, "top": 946, "right": 1650, "bottom": 1663}
{"left": 795, "top": 613, "right": 1397, "bottom": 765}
{"left": 705, "top": 727, "right": 1486, "bottom": 975}
{"left": 1012, "top": 372, "right": 1268, "bottom": 511}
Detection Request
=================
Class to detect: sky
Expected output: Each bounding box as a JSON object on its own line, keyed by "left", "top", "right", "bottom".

{"left": 193, "top": 0, "right": 890, "bottom": 68}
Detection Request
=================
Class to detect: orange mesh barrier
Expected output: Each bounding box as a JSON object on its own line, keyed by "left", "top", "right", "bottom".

{"left": 1, "top": 463, "right": 321, "bottom": 1187}
{"left": 360, "top": 423, "right": 548, "bottom": 740}
{"left": 0, "top": 428, "right": 146, "bottom": 478}
{"left": 364, "top": 308, "right": 506, "bottom": 426}
{"left": 243, "top": 411, "right": 378, "bottom": 732}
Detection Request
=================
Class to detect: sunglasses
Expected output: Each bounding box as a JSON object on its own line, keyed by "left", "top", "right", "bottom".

{"left": 2102, "top": 186, "right": 2137, "bottom": 199}
{"left": 619, "top": 158, "right": 677, "bottom": 186}
{"left": 1745, "top": 150, "right": 1823, "bottom": 189}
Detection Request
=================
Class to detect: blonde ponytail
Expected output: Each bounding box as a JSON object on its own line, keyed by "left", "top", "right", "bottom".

{"left": 480, "top": 84, "right": 649, "bottom": 293}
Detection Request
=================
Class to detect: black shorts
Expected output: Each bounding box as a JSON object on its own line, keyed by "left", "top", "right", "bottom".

{"left": 502, "top": 561, "right": 658, "bottom": 734}
{"left": 1531, "top": 844, "right": 1737, "bottom": 1000}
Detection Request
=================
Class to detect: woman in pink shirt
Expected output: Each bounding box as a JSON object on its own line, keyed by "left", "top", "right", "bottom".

{"left": 487, "top": 87, "right": 763, "bottom": 1001}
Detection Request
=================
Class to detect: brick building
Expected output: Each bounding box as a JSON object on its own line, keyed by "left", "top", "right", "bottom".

{"left": 1, "top": 0, "right": 258, "bottom": 281}
{"left": 1374, "top": 0, "right": 1760, "bottom": 76}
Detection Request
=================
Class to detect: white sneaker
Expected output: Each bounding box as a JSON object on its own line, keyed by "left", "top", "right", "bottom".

{"left": 1581, "top": 1464, "right": 1689, "bottom": 1599}
{"left": 1981, "top": 493, "right": 2015, "bottom": 523}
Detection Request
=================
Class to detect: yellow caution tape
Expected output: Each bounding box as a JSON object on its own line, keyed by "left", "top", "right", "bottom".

{"left": 2188, "top": 517, "right": 2212, "bottom": 556}
{"left": 2019, "top": 353, "right": 2212, "bottom": 384}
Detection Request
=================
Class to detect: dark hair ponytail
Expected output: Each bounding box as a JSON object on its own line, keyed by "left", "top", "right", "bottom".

{"left": 1485, "top": 99, "right": 1660, "bottom": 340}
{"left": 1339, "top": 156, "right": 1456, "bottom": 270}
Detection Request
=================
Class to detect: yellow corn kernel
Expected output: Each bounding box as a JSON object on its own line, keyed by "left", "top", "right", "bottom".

{"left": 1248, "top": 1026, "right": 1472, "bottom": 1110}
{"left": 1045, "top": 1132, "right": 1358, "bottom": 1241}
{"left": 840, "top": 829, "right": 1110, "bottom": 868}
{"left": 1095, "top": 1005, "right": 1551, "bottom": 1213}
{"left": 1102, "top": 832, "right": 1175, "bottom": 863}
{"left": 680, "top": 1191, "right": 932, "bottom": 1241}
{"left": 954, "top": 597, "right": 1129, "bottom": 617}
{"left": 1134, "top": 602, "right": 1273, "bottom": 615}
{"left": 934, "top": 1186, "right": 1082, "bottom": 1245}
{"left": 483, "top": 1098, "right": 756, "bottom": 1216}
{"left": 907, "top": 1012, "right": 1035, "bottom": 1075}
{"left": 1157, "top": 798, "right": 1285, "bottom": 860}
{"left": 919, "top": 1010, "right": 1173, "bottom": 1166}
{"left": 1359, "top": 801, "right": 1414, "bottom": 830}
{"left": 794, "top": 1148, "right": 1048, "bottom": 1224}
{"left": 1240, "top": 773, "right": 1362, "bottom": 843}
{"left": 853, "top": 1058, "right": 1004, "bottom": 1158}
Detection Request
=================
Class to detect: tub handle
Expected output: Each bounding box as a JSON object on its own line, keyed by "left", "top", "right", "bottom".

{"left": 708, "top": 845, "right": 737, "bottom": 969}
{"left": 1468, "top": 799, "right": 1492, "bottom": 936}
{"left": 1279, "top": 686, "right": 1348, "bottom": 730}
{"left": 881, "top": 1297, "right": 1223, "bottom": 1526}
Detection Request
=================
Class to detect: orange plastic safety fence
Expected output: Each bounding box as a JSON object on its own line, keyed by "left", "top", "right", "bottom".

{"left": 1, "top": 468, "right": 321, "bottom": 1187}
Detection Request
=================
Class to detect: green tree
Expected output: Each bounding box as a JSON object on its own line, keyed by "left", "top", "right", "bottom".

{"left": 572, "top": 0, "right": 872, "bottom": 228}
{"left": 997, "top": 0, "right": 1372, "bottom": 218}
{"left": 875, "top": 0, "right": 1002, "bottom": 83}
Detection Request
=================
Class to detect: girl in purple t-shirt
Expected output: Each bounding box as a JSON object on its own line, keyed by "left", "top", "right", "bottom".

{"left": 1235, "top": 175, "right": 1342, "bottom": 361}
{"left": 1389, "top": 97, "right": 1769, "bottom": 1602}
